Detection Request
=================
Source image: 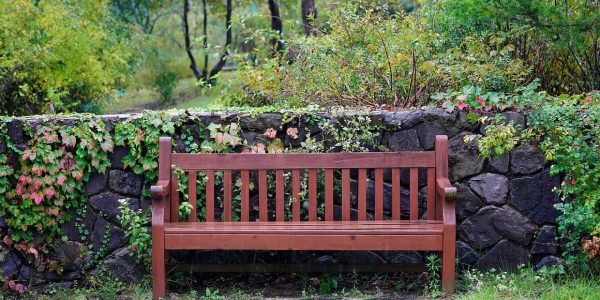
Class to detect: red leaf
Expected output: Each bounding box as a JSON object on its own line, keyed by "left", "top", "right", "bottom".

{"left": 3, "top": 235, "right": 13, "bottom": 246}
{"left": 31, "top": 192, "right": 44, "bottom": 205}
{"left": 457, "top": 101, "right": 468, "bottom": 110}
{"left": 476, "top": 96, "right": 485, "bottom": 106}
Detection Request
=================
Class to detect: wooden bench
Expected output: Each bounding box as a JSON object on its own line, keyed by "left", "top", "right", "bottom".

{"left": 151, "top": 135, "right": 457, "bottom": 299}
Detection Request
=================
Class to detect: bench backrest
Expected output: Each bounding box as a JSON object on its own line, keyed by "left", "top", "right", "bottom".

{"left": 157, "top": 135, "right": 449, "bottom": 223}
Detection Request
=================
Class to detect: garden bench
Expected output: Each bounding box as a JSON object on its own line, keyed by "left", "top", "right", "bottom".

{"left": 151, "top": 135, "right": 456, "bottom": 299}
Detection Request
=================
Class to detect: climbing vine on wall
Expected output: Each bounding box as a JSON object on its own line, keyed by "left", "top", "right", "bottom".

{"left": 1, "top": 117, "right": 113, "bottom": 250}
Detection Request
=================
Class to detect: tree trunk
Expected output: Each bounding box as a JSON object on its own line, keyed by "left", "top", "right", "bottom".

{"left": 301, "top": 0, "right": 317, "bottom": 36}
{"left": 208, "top": 0, "right": 232, "bottom": 81}
{"left": 202, "top": 0, "right": 208, "bottom": 78}
{"left": 183, "top": 0, "right": 202, "bottom": 80}
{"left": 268, "top": 0, "right": 283, "bottom": 56}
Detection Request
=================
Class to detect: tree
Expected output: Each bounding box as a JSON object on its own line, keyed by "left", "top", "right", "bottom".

{"left": 0, "top": 0, "right": 134, "bottom": 116}
{"left": 183, "top": 0, "right": 232, "bottom": 83}
{"left": 110, "top": 0, "right": 170, "bottom": 34}
{"left": 301, "top": 0, "right": 317, "bottom": 35}
{"left": 268, "top": 0, "right": 284, "bottom": 56}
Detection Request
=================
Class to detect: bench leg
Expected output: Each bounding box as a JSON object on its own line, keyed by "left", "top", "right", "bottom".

{"left": 441, "top": 231, "right": 456, "bottom": 293}
{"left": 153, "top": 235, "right": 166, "bottom": 299}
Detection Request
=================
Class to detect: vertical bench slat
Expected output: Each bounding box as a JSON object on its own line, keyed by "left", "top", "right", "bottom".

{"left": 375, "top": 168, "right": 384, "bottom": 220}
{"left": 325, "top": 169, "right": 334, "bottom": 221}
{"left": 308, "top": 169, "right": 317, "bottom": 221}
{"left": 410, "top": 168, "right": 418, "bottom": 220}
{"left": 205, "top": 170, "right": 215, "bottom": 222}
{"left": 259, "top": 170, "right": 268, "bottom": 221}
{"left": 188, "top": 171, "right": 197, "bottom": 222}
{"left": 342, "top": 169, "right": 351, "bottom": 221}
{"left": 392, "top": 168, "right": 401, "bottom": 220}
{"left": 170, "top": 172, "right": 179, "bottom": 222}
{"left": 276, "top": 170, "right": 285, "bottom": 221}
{"left": 291, "top": 169, "right": 301, "bottom": 221}
{"left": 223, "top": 170, "right": 232, "bottom": 222}
{"left": 427, "top": 167, "right": 436, "bottom": 220}
{"left": 241, "top": 170, "right": 250, "bottom": 222}
{"left": 358, "top": 169, "right": 367, "bottom": 221}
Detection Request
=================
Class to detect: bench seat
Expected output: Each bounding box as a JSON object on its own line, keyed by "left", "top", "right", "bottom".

{"left": 163, "top": 221, "right": 444, "bottom": 251}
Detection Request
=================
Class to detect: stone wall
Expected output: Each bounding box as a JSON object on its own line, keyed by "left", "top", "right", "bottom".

{"left": 0, "top": 109, "right": 561, "bottom": 286}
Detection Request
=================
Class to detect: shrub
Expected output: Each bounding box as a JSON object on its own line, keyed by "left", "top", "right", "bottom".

{"left": 153, "top": 69, "right": 178, "bottom": 105}
{"left": 0, "top": 0, "right": 134, "bottom": 116}
{"left": 223, "top": 1, "right": 530, "bottom": 108}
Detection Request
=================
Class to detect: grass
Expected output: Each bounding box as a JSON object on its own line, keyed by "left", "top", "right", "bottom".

{"left": 457, "top": 267, "right": 600, "bottom": 300}
{"left": 101, "top": 71, "right": 240, "bottom": 114}
{"left": 6, "top": 267, "right": 600, "bottom": 299}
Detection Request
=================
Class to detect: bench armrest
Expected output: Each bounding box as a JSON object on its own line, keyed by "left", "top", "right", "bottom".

{"left": 436, "top": 178, "right": 456, "bottom": 202}
{"left": 436, "top": 178, "right": 456, "bottom": 226}
{"left": 151, "top": 180, "right": 170, "bottom": 227}
{"left": 151, "top": 180, "right": 170, "bottom": 201}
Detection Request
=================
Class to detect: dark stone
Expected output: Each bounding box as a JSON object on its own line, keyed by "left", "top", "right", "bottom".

{"left": 84, "top": 172, "right": 108, "bottom": 196}
{"left": 380, "top": 251, "right": 423, "bottom": 264}
{"left": 109, "top": 146, "right": 130, "bottom": 169}
{"left": 459, "top": 206, "right": 503, "bottom": 249}
{"left": 416, "top": 122, "right": 448, "bottom": 150}
{"left": 1, "top": 250, "right": 22, "bottom": 277}
{"left": 338, "top": 251, "right": 386, "bottom": 264}
{"left": 510, "top": 169, "right": 560, "bottom": 224}
{"left": 89, "top": 192, "right": 138, "bottom": 223}
{"left": 468, "top": 173, "right": 509, "bottom": 205}
{"left": 533, "top": 256, "right": 563, "bottom": 271}
{"left": 283, "top": 127, "right": 307, "bottom": 148}
{"left": 388, "top": 129, "right": 421, "bottom": 151}
{"left": 384, "top": 110, "right": 424, "bottom": 128}
{"left": 239, "top": 113, "right": 282, "bottom": 131}
{"left": 478, "top": 240, "right": 529, "bottom": 272}
{"left": 109, "top": 170, "right": 143, "bottom": 196}
{"left": 7, "top": 119, "right": 24, "bottom": 144}
{"left": 455, "top": 183, "right": 482, "bottom": 222}
{"left": 0, "top": 216, "right": 6, "bottom": 229}
{"left": 61, "top": 207, "right": 96, "bottom": 242}
{"left": 456, "top": 111, "right": 479, "bottom": 131}
{"left": 456, "top": 241, "right": 479, "bottom": 268}
{"left": 359, "top": 180, "right": 426, "bottom": 219}
{"left": 423, "top": 108, "right": 457, "bottom": 125}
{"left": 448, "top": 133, "right": 484, "bottom": 181}
{"left": 493, "top": 206, "right": 537, "bottom": 246}
{"left": 399, "top": 168, "right": 428, "bottom": 188}
{"left": 532, "top": 225, "right": 558, "bottom": 255}
{"left": 511, "top": 144, "right": 545, "bottom": 175}
{"left": 502, "top": 111, "right": 526, "bottom": 128}
{"left": 0, "top": 140, "right": 6, "bottom": 153}
{"left": 101, "top": 247, "right": 146, "bottom": 283}
{"left": 243, "top": 131, "right": 260, "bottom": 145}
{"left": 92, "top": 217, "right": 128, "bottom": 254}
{"left": 487, "top": 153, "right": 509, "bottom": 174}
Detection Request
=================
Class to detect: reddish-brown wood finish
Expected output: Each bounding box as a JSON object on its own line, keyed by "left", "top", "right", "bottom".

{"left": 170, "top": 172, "right": 179, "bottom": 223}
{"left": 341, "top": 169, "right": 351, "bottom": 221}
{"left": 151, "top": 135, "right": 457, "bottom": 299}
{"left": 223, "top": 170, "right": 232, "bottom": 222}
{"left": 258, "top": 170, "right": 268, "bottom": 221}
{"left": 325, "top": 169, "right": 334, "bottom": 221}
{"left": 410, "top": 168, "right": 418, "bottom": 220}
{"left": 358, "top": 169, "right": 367, "bottom": 221}
{"left": 308, "top": 169, "right": 317, "bottom": 221}
{"left": 188, "top": 171, "right": 197, "bottom": 222}
{"left": 291, "top": 170, "right": 301, "bottom": 221}
{"left": 172, "top": 152, "right": 435, "bottom": 170}
{"left": 392, "top": 168, "right": 401, "bottom": 220}
{"left": 375, "top": 168, "right": 384, "bottom": 220}
{"left": 240, "top": 170, "right": 250, "bottom": 222}
{"left": 276, "top": 170, "right": 285, "bottom": 221}
{"left": 205, "top": 170, "right": 215, "bottom": 222}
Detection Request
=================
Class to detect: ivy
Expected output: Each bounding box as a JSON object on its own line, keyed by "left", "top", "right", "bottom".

{"left": 1, "top": 116, "right": 113, "bottom": 252}
{"left": 114, "top": 111, "right": 176, "bottom": 187}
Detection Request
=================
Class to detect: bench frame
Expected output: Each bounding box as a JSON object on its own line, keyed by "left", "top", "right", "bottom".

{"left": 151, "top": 135, "right": 456, "bottom": 299}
